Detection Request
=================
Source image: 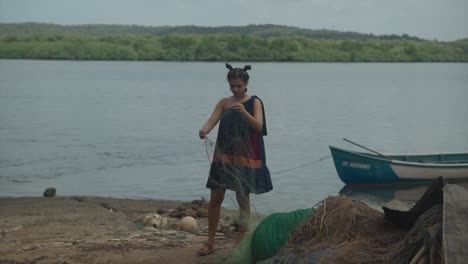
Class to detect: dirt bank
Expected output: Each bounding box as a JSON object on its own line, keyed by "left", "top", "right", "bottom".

{"left": 0, "top": 196, "right": 259, "bottom": 264}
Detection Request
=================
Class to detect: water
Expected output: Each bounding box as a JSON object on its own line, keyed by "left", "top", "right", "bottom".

{"left": 1, "top": 60, "right": 467, "bottom": 213}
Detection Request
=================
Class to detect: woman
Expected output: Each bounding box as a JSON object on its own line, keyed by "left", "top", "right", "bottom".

{"left": 197, "top": 63, "right": 273, "bottom": 256}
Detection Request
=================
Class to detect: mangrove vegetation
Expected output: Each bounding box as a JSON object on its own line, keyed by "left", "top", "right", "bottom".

{"left": 0, "top": 23, "right": 467, "bottom": 62}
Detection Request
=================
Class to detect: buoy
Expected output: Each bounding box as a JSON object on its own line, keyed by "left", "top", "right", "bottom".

{"left": 179, "top": 216, "right": 198, "bottom": 233}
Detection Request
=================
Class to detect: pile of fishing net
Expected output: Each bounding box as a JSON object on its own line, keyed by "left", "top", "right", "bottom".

{"left": 256, "top": 177, "right": 460, "bottom": 264}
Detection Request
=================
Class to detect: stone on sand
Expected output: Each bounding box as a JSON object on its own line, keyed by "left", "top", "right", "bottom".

{"left": 143, "top": 213, "right": 168, "bottom": 228}
{"left": 179, "top": 216, "right": 198, "bottom": 234}
{"left": 43, "top": 187, "right": 56, "bottom": 197}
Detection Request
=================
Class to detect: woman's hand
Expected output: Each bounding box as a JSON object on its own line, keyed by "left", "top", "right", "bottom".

{"left": 199, "top": 129, "right": 208, "bottom": 139}
{"left": 232, "top": 103, "right": 247, "bottom": 115}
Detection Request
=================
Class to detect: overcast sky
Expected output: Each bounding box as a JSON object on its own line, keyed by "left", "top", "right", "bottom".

{"left": 1, "top": 0, "right": 467, "bottom": 41}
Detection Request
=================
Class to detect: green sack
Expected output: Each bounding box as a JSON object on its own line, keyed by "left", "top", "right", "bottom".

{"left": 251, "top": 208, "right": 315, "bottom": 262}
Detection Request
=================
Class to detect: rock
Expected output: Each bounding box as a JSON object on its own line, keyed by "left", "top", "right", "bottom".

{"left": 143, "top": 213, "right": 168, "bottom": 229}
{"left": 168, "top": 209, "right": 182, "bottom": 218}
{"left": 43, "top": 187, "right": 56, "bottom": 197}
{"left": 176, "top": 205, "right": 189, "bottom": 211}
{"left": 165, "top": 218, "right": 179, "bottom": 229}
{"left": 218, "top": 220, "right": 237, "bottom": 234}
{"left": 169, "top": 222, "right": 179, "bottom": 229}
{"left": 183, "top": 209, "right": 197, "bottom": 218}
{"left": 175, "top": 232, "right": 187, "bottom": 239}
{"left": 196, "top": 208, "right": 208, "bottom": 217}
{"left": 230, "top": 218, "right": 240, "bottom": 232}
{"left": 163, "top": 230, "right": 178, "bottom": 235}
{"left": 156, "top": 208, "right": 168, "bottom": 214}
{"left": 219, "top": 223, "right": 230, "bottom": 233}
{"left": 179, "top": 216, "right": 198, "bottom": 234}
{"left": 191, "top": 199, "right": 202, "bottom": 205}
{"left": 385, "top": 200, "right": 411, "bottom": 211}
{"left": 191, "top": 198, "right": 207, "bottom": 206}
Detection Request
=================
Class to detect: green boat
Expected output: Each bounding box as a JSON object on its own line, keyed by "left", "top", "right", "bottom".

{"left": 330, "top": 145, "right": 468, "bottom": 184}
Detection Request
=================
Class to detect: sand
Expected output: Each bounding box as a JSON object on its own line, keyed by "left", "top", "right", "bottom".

{"left": 0, "top": 196, "right": 252, "bottom": 264}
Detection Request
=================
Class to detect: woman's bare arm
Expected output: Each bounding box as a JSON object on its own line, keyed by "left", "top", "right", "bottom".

{"left": 199, "top": 99, "right": 224, "bottom": 139}
{"left": 232, "top": 98, "right": 263, "bottom": 133}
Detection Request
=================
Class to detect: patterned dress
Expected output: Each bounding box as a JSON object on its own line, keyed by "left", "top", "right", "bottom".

{"left": 206, "top": 95, "right": 273, "bottom": 194}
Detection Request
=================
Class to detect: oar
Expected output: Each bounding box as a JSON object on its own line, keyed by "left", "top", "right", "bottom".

{"left": 343, "top": 138, "right": 392, "bottom": 159}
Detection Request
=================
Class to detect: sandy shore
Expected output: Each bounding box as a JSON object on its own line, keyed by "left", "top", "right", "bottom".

{"left": 0, "top": 196, "right": 260, "bottom": 264}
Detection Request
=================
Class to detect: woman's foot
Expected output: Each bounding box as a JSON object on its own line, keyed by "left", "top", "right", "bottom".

{"left": 196, "top": 242, "right": 214, "bottom": 256}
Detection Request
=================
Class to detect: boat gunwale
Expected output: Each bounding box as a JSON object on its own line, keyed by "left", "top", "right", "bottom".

{"left": 329, "top": 146, "right": 468, "bottom": 169}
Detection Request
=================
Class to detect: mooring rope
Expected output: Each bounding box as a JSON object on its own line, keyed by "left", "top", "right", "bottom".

{"left": 270, "top": 155, "right": 332, "bottom": 175}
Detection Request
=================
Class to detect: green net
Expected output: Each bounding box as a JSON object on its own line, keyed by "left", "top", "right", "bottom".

{"left": 225, "top": 208, "right": 315, "bottom": 263}
{"left": 251, "top": 208, "right": 315, "bottom": 262}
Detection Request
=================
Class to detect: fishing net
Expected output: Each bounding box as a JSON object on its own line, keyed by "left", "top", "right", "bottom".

{"left": 383, "top": 204, "right": 443, "bottom": 263}
{"left": 262, "top": 194, "right": 445, "bottom": 264}
{"left": 251, "top": 208, "right": 316, "bottom": 262}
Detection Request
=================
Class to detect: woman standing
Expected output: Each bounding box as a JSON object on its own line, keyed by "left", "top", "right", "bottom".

{"left": 197, "top": 63, "right": 273, "bottom": 255}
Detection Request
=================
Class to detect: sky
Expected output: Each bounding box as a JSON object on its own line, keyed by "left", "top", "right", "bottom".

{"left": 1, "top": 0, "right": 467, "bottom": 41}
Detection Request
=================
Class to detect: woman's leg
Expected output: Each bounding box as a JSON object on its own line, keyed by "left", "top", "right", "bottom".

{"left": 206, "top": 188, "right": 225, "bottom": 248}
{"left": 235, "top": 191, "right": 250, "bottom": 239}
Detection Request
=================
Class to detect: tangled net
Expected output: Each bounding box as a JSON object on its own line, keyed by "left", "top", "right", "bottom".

{"left": 270, "top": 195, "right": 443, "bottom": 264}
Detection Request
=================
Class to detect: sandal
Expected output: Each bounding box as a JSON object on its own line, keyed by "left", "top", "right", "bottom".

{"left": 196, "top": 242, "right": 214, "bottom": 256}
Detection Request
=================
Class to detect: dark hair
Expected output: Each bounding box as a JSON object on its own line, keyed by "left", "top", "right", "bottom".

{"left": 226, "top": 63, "right": 251, "bottom": 83}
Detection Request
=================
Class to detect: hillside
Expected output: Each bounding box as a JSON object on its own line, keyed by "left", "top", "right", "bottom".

{"left": 1, "top": 23, "right": 467, "bottom": 62}
{"left": 0, "top": 23, "right": 422, "bottom": 40}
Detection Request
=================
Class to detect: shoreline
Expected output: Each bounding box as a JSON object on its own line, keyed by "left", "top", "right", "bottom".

{"left": 0, "top": 196, "right": 262, "bottom": 264}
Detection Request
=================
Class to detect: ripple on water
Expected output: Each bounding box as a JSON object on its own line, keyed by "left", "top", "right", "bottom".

{"left": 8, "top": 178, "right": 32, "bottom": 183}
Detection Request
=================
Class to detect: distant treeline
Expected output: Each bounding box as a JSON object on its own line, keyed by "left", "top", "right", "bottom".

{"left": 0, "top": 23, "right": 467, "bottom": 62}
{"left": 0, "top": 23, "right": 424, "bottom": 40}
